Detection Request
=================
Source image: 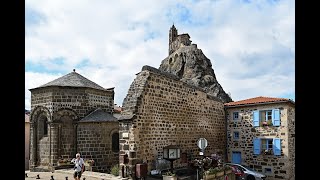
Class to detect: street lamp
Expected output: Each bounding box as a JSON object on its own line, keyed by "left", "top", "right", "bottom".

{"left": 163, "top": 145, "right": 180, "bottom": 173}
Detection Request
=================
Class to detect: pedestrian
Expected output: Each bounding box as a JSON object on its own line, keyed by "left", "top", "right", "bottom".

{"left": 71, "top": 153, "right": 85, "bottom": 180}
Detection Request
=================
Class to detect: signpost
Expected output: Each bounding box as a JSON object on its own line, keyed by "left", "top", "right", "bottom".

{"left": 196, "top": 138, "right": 208, "bottom": 180}
{"left": 197, "top": 138, "right": 208, "bottom": 155}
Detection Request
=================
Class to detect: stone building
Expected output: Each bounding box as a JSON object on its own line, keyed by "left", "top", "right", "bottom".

{"left": 113, "top": 104, "right": 123, "bottom": 119}
{"left": 119, "top": 65, "right": 226, "bottom": 178}
{"left": 168, "top": 24, "right": 192, "bottom": 55}
{"left": 29, "top": 69, "right": 119, "bottom": 172}
{"left": 225, "top": 96, "right": 295, "bottom": 180}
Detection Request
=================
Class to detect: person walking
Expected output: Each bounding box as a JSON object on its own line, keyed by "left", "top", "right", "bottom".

{"left": 71, "top": 153, "right": 85, "bottom": 180}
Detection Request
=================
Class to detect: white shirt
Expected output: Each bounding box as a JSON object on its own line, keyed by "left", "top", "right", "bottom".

{"left": 71, "top": 158, "right": 84, "bottom": 172}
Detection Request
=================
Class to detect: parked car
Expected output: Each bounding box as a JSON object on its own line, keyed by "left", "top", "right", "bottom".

{"left": 225, "top": 163, "right": 267, "bottom": 180}
{"left": 230, "top": 165, "right": 245, "bottom": 180}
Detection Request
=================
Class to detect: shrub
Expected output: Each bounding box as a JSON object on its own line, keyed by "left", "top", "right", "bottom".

{"left": 164, "top": 171, "right": 176, "bottom": 176}
{"left": 205, "top": 167, "right": 218, "bottom": 175}
{"left": 111, "top": 165, "right": 119, "bottom": 176}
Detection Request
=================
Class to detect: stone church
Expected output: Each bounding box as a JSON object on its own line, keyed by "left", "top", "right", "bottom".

{"left": 29, "top": 70, "right": 119, "bottom": 172}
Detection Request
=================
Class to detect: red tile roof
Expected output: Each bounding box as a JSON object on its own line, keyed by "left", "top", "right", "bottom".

{"left": 224, "top": 96, "right": 295, "bottom": 107}
{"left": 114, "top": 106, "right": 123, "bottom": 113}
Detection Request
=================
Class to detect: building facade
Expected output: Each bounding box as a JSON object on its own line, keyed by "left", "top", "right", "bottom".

{"left": 225, "top": 97, "right": 295, "bottom": 180}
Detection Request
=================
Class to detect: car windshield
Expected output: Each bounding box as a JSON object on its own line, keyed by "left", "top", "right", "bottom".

{"left": 241, "top": 165, "right": 255, "bottom": 171}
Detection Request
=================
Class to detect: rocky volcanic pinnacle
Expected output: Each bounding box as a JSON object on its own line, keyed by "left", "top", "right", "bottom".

{"left": 159, "top": 44, "right": 232, "bottom": 103}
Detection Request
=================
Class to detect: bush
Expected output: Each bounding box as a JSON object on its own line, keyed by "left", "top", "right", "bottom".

{"left": 111, "top": 165, "right": 119, "bottom": 176}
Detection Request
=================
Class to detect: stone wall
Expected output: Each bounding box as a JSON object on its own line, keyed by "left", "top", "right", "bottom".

{"left": 31, "top": 87, "right": 114, "bottom": 119}
{"left": 30, "top": 86, "right": 115, "bottom": 170}
{"left": 77, "top": 122, "right": 119, "bottom": 173}
{"left": 38, "top": 137, "right": 50, "bottom": 166}
{"left": 170, "top": 34, "right": 192, "bottom": 54}
{"left": 59, "top": 115, "right": 75, "bottom": 160}
{"left": 287, "top": 106, "right": 295, "bottom": 180}
{"left": 226, "top": 103, "right": 295, "bottom": 180}
{"left": 119, "top": 66, "right": 226, "bottom": 178}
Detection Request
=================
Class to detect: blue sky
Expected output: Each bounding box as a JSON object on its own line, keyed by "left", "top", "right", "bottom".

{"left": 25, "top": 0, "right": 295, "bottom": 110}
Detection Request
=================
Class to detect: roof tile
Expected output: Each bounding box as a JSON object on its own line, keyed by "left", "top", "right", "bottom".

{"left": 224, "top": 96, "right": 294, "bottom": 106}
{"left": 31, "top": 70, "right": 106, "bottom": 91}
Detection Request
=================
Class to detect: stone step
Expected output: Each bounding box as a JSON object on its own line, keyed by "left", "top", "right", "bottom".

{"left": 31, "top": 166, "right": 51, "bottom": 172}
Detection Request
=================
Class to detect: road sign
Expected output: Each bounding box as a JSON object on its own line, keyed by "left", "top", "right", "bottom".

{"left": 197, "top": 138, "right": 208, "bottom": 150}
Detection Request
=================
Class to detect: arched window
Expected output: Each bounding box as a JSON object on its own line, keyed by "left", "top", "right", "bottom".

{"left": 112, "top": 132, "right": 119, "bottom": 152}
{"left": 43, "top": 118, "right": 48, "bottom": 136}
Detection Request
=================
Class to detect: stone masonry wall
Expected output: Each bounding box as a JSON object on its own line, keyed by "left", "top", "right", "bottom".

{"left": 170, "top": 34, "right": 191, "bottom": 54}
{"left": 77, "top": 122, "right": 119, "bottom": 173}
{"left": 38, "top": 137, "right": 50, "bottom": 166}
{"left": 226, "top": 103, "right": 295, "bottom": 180}
{"left": 31, "top": 87, "right": 114, "bottom": 119}
{"left": 59, "top": 116, "right": 75, "bottom": 160}
{"left": 120, "top": 66, "right": 226, "bottom": 176}
{"left": 287, "top": 106, "right": 295, "bottom": 180}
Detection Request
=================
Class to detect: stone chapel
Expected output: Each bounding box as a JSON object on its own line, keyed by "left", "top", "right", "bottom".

{"left": 29, "top": 69, "right": 119, "bottom": 172}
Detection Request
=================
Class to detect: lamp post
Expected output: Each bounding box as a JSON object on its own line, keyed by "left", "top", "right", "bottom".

{"left": 163, "top": 145, "right": 180, "bottom": 173}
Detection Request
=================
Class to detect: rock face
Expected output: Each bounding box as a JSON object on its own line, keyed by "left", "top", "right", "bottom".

{"left": 159, "top": 25, "right": 232, "bottom": 103}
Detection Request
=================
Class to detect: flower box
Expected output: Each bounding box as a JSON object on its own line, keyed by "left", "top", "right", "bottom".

{"left": 215, "top": 171, "right": 224, "bottom": 177}
{"left": 57, "top": 159, "right": 72, "bottom": 166}
{"left": 204, "top": 174, "right": 216, "bottom": 180}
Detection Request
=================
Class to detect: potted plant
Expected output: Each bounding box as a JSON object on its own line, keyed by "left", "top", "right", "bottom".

{"left": 84, "top": 159, "right": 95, "bottom": 171}
{"left": 57, "top": 158, "right": 71, "bottom": 166}
{"left": 85, "top": 159, "right": 95, "bottom": 166}
{"left": 262, "top": 149, "right": 272, "bottom": 155}
{"left": 162, "top": 171, "right": 177, "bottom": 180}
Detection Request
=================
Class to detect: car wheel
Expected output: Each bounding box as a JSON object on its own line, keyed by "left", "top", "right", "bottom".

{"left": 246, "top": 175, "right": 255, "bottom": 180}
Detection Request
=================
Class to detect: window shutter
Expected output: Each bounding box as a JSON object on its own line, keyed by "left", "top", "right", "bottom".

{"left": 273, "top": 138, "right": 281, "bottom": 155}
{"left": 253, "top": 138, "right": 261, "bottom": 155}
{"left": 272, "top": 109, "right": 280, "bottom": 126}
{"left": 253, "top": 110, "right": 260, "bottom": 127}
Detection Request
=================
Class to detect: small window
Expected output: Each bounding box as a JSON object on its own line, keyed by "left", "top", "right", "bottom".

{"left": 266, "top": 110, "right": 272, "bottom": 120}
{"left": 233, "top": 132, "right": 239, "bottom": 140}
{"left": 233, "top": 112, "right": 239, "bottom": 120}
{"left": 261, "top": 139, "right": 273, "bottom": 155}
{"left": 43, "top": 119, "right": 48, "bottom": 136}
{"left": 264, "top": 167, "right": 272, "bottom": 174}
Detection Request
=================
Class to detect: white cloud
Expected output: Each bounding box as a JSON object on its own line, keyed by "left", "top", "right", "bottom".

{"left": 25, "top": 0, "right": 295, "bottom": 110}
{"left": 25, "top": 72, "right": 63, "bottom": 110}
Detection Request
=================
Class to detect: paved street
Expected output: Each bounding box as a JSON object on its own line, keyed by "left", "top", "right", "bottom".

{"left": 25, "top": 168, "right": 122, "bottom": 180}
{"left": 25, "top": 168, "right": 161, "bottom": 180}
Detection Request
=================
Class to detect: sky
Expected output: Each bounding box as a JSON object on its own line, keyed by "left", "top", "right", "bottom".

{"left": 25, "top": 0, "right": 295, "bottom": 110}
